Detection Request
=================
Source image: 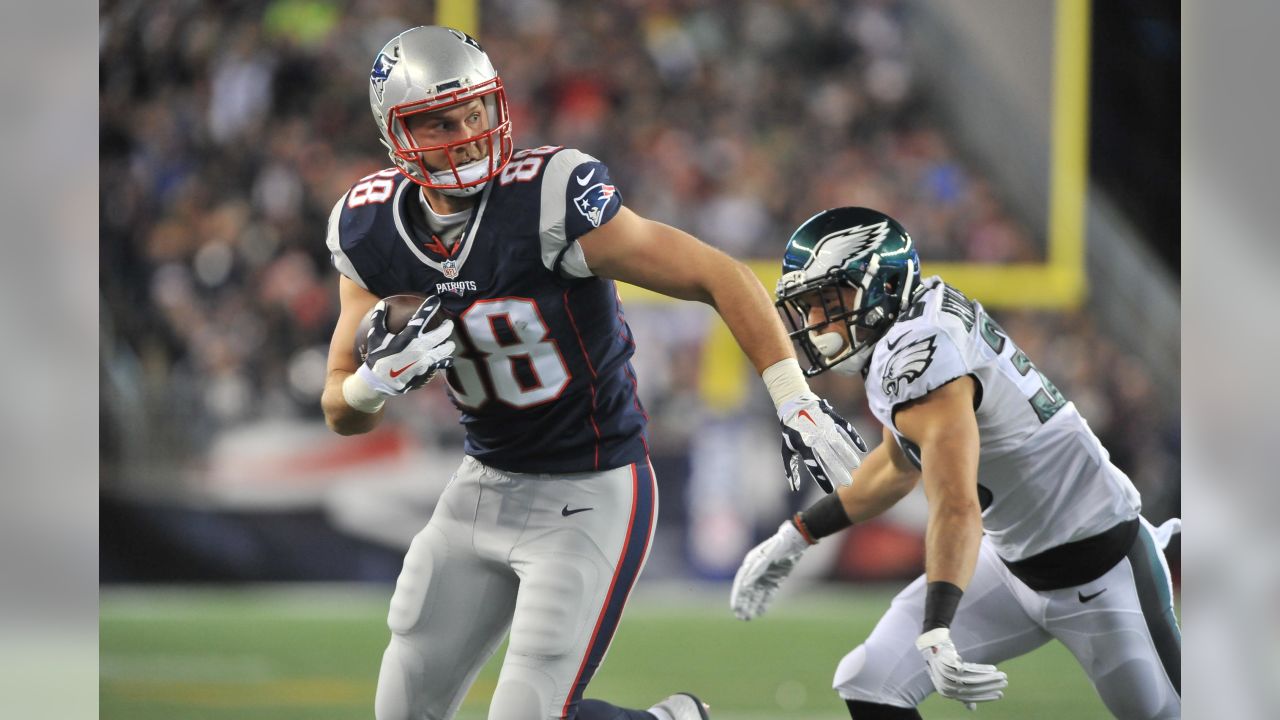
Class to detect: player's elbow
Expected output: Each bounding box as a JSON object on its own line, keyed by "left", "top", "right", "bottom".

{"left": 930, "top": 493, "right": 983, "bottom": 525}
{"left": 886, "top": 471, "right": 920, "bottom": 503}
{"left": 702, "top": 255, "right": 761, "bottom": 307}
{"left": 326, "top": 411, "right": 380, "bottom": 436}
{"left": 325, "top": 412, "right": 363, "bottom": 436}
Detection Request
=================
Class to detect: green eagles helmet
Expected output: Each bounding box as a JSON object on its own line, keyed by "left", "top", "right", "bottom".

{"left": 776, "top": 207, "right": 922, "bottom": 376}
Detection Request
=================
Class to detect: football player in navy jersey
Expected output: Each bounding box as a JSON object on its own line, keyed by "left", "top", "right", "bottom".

{"left": 319, "top": 26, "right": 867, "bottom": 720}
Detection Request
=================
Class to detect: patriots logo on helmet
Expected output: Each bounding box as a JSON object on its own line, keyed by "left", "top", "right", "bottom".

{"left": 881, "top": 335, "right": 937, "bottom": 396}
{"left": 370, "top": 51, "right": 399, "bottom": 103}
{"left": 574, "top": 182, "right": 618, "bottom": 228}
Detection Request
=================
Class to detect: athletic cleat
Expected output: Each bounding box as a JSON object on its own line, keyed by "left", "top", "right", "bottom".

{"left": 649, "top": 692, "right": 711, "bottom": 720}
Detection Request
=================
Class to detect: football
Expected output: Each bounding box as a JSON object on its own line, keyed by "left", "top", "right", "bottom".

{"left": 353, "top": 293, "right": 446, "bottom": 363}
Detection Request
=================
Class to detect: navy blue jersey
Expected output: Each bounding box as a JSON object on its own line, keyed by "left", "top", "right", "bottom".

{"left": 326, "top": 147, "right": 648, "bottom": 473}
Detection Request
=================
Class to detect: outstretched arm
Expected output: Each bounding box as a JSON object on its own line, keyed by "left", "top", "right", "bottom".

{"left": 578, "top": 206, "right": 791, "bottom": 373}
{"left": 730, "top": 427, "right": 918, "bottom": 621}
{"left": 579, "top": 207, "right": 866, "bottom": 491}
{"left": 833, "top": 426, "right": 922, "bottom": 524}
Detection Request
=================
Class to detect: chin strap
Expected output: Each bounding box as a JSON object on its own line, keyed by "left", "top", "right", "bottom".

{"left": 832, "top": 344, "right": 873, "bottom": 376}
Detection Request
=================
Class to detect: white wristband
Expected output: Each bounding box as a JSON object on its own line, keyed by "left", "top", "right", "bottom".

{"left": 342, "top": 372, "right": 386, "bottom": 414}
{"left": 762, "top": 357, "right": 810, "bottom": 409}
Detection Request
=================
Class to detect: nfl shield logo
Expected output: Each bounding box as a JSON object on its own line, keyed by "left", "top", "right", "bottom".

{"left": 442, "top": 260, "right": 459, "bottom": 279}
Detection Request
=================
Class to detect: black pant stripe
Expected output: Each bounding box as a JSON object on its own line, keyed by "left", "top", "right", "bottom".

{"left": 1126, "top": 526, "right": 1181, "bottom": 695}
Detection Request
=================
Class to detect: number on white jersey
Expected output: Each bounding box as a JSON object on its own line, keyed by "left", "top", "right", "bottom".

{"left": 446, "top": 297, "right": 571, "bottom": 408}
{"left": 978, "top": 311, "right": 1068, "bottom": 423}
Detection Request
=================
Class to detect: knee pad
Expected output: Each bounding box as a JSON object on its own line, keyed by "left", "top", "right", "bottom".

{"left": 1095, "top": 658, "right": 1181, "bottom": 720}
{"left": 509, "top": 560, "right": 591, "bottom": 659}
{"left": 387, "top": 527, "right": 445, "bottom": 635}
{"left": 834, "top": 644, "right": 869, "bottom": 694}
{"left": 834, "top": 643, "right": 927, "bottom": 708}
{"left": 488, "top": 676, "right": 548, "bottom": 720}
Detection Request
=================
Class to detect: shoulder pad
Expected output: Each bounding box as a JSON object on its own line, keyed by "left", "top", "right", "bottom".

{"left": 325, "top": 168, "right": 406, "bottom": 290}
{"left": 326, "top": 192, "right": 368, "bottom": 289}
{"left": 536, "top": 147, "right": 623, "bottom": 278}
{"left": 869, "top": 322, "right": 969, "bottom": 411}
{"left": 898, "top": 278, "right": 974, "bottom": 344}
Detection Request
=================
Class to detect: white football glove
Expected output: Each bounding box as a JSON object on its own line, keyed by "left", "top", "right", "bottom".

{"left": 357, "top": 297, "right": 456, "bottom": 396}
{"left": 916, "top": 628, "right": 1008, "bottom": 709}
{"left": 778, "top": 393, "right": 868, "bottom": 493}
{"left": 730, "top": 520, "right": 811, "bottom": 621}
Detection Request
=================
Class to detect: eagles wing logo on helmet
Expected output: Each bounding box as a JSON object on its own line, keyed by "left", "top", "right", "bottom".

{"left": 370, "top": 50, "right": 399, "bottom": 103}
{"left": 881, "top": 335, "right": 937, "bottom": 397}
{"left": 811, "top": 221, "right": 892, "bottom": 271}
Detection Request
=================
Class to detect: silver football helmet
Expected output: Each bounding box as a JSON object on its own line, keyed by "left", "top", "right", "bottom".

{"left": 369, "top": 26, "right": 514, "bottom": 196}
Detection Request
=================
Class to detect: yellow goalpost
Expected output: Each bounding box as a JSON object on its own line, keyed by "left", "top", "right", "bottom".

{"left": 437, "top": 0, "right": 1091, "bottom": 409}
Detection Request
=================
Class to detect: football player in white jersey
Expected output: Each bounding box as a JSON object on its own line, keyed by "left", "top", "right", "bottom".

{"left": 730, "top": 207, "right": 1181, "bottom": 719}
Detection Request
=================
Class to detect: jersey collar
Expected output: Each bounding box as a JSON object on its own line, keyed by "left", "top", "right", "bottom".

{"left": 393, "top": 175, "right": 491, "bottom": 275}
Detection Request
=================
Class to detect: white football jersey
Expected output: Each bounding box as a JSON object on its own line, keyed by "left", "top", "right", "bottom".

{"left": 864, "top": 277, "right": 1141, "bottom": 562}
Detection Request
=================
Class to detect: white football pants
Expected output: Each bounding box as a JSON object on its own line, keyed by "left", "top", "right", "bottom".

{"left": 374, "top": 455, "right": 657, "bottom": 720}
{"left": 834, "top": 517, "right": 1181, "bottom": 719}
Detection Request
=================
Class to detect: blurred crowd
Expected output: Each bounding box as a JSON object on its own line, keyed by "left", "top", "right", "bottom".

{"left": 99, "top": 0, "right": 1177, "bottom": 521}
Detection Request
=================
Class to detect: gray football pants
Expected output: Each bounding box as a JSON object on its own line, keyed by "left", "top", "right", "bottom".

{"left": 374, "top": 456, "right": 657, "bottom": 720}
{"left": 835, "top": 517, "right": 1181, "bottom": 719}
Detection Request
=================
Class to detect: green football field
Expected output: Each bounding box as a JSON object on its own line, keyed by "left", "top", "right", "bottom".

{"left": 101, "top": 584, "right": 1113, "bottom": 719}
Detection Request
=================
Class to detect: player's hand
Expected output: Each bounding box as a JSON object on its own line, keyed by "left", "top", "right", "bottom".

{"left": 357, "top": 297, "right": 455, "bottom": 396}
{"left": 916, "top": 628, "right": 1008, "bottom": 709}
{"left": 778, "top": 393, "right": 868, "bottom": 493}
{"left": 730, "top": 520, "right": 812, "bottom": 621}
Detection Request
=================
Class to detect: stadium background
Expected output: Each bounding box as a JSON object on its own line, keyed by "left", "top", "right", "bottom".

{"left": 99, "top": 0, "right": 1178, "bottom": 717}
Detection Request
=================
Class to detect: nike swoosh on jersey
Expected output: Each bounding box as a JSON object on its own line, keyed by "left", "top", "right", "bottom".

{"left": 1077, "top": 588, "right": 1107, "bottom": 603}
{"left": 884, "top": 333, "right": 906, "bottom": 351}
{"left": 575, "top": 168, "right": 596, "bottom": 186}
{"left": 389, "top": 361, "right": 419, "bottom": 378}
{"left": 561, "top": 505, "right": 594, "bottom": 516}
